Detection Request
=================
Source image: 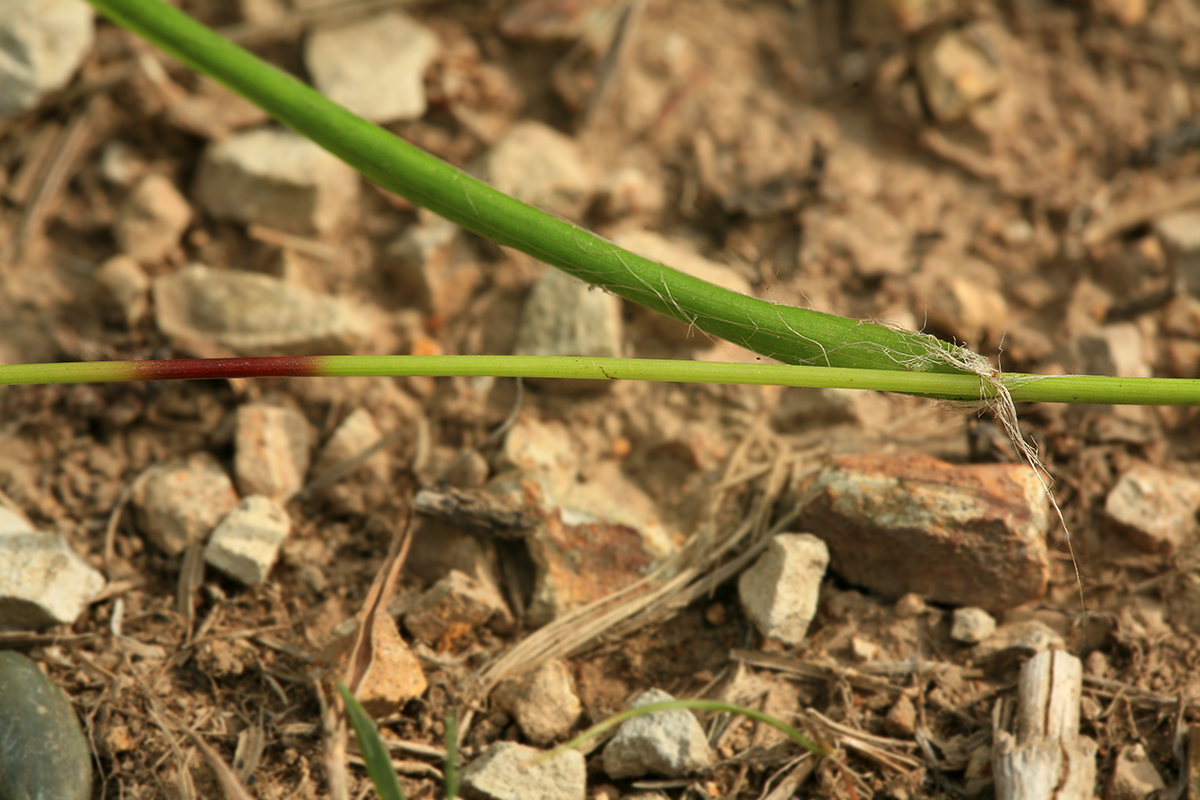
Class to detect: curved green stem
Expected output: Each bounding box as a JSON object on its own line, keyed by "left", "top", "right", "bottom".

{"left": 85, "top": 0, "right": 964, "bottom": 375}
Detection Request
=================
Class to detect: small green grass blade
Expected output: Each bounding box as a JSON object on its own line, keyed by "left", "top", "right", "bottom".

{"left": 337, "top": 682, "right": 407, "bottom": 800}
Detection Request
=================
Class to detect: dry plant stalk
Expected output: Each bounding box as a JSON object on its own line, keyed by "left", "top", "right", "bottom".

{"left": 992, "top": 650, "right": 1098, "bottom": 800}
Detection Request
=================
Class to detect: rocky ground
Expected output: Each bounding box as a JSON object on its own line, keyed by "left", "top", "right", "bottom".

{"left": 3, "top": 0, "right": 1200, "bottom": 798}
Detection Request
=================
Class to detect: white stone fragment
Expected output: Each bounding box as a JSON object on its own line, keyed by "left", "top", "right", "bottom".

{"left": 602, "top": 689, "right": 713, "bottom": 779}
{"left": 306, "top": 11, "right": 438, "bottom": 123}
{"left": 153, "top": 263, "right": 371, "bottom": 356}
{"left": 132, "top": 453, "right": 238, "bottom": 555}
{"left": 192, "top": 127, "right": 359, "bottom": 234}
{"left": 0, "top": 0, "right": 93, "bottom": 121}
{"left": 0, "top": 507, "right": 34, "bottom": 534}
{"left": 513, "top": 268, "right": 623, "bottom": 361}
{"left": 1072, "top": 323, "right": 1151, "bottom": 378}
{"left": 475, "top": 121, "right": 593, "bottom": 219}
{"left": 94, "top": 256, "right": 150, "bottom": 329}
{"left": 311, "top": 407, "right": 387, "bottom": 481}
{"left": 460, "top": 741, "right": 585, "bottom": 800}
{"left": 404, "top": 569, "right": 510, "bottom": 644}
{"left": 951, "top": 606, "right": 997, "bottom": 644}
{"left": 738, "top": 533, "right": 829, "bottom": 646}
{"left": 204, "top": 495, "right": 291, "bottom": 586}
{"left": 1105, "top": 463, "right": 1200, "bottom": 554}
{"left": 235, "top": 404, "right": 311, "bottom": 502}
{"left": 114, "top": 174, "right": 192, "bottom": 264}
{"left": 0, "top": 531, "right": 105, "bottom": 629}
{"left": 493, "top": 659, "right": 582, "bottom": 745}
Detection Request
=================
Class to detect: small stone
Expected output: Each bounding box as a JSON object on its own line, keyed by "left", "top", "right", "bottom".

{"left": 0, "top": 506, "right": 33, "bottom": 533}
{"left": 193, "top": 127, "right": 359, "bottom": 234}
{"left": 1072, "top": 323, "right": 1151, "bottom": 378}
{"left": 1105, "top": 463, "right": 1200, "bottom": 554}
{"left": 235, "top": 404, "right": 311, "bottom": 501}
{"left": 513, "top": 268, "right": 623, "bottom": 387}
{"left": 493, "top": 659, "right": 582, "bottom": 745}
{"left": 1094, "top": 0, "right": 1147, "bottom": 27}
{"left": 113, "top": 174, "right": 192, "bottom": 263}
{"left": 1108, "top": 744, "right": 1165, "bottom": 800}
{"left": 915, "top": 29, "right": 1002, "bottom": 122}
{"left": 490, "top": 462, "right": 677, "bottom": 627}
{"left": 0, "top": 651, "right": 92, "bottom": 800}
{"left": 385, "top": 215, "right": 483, "bottom": 318}
{"left": 475, "top": 121, "right": 593, "bottom": 219}
{"left": 0, "top": 0, "right": 93, "bottom": 121}
{"left": 737, "top": 533, "right": 829, "bottom": 646}
{"left": 460, "top": 741, "right": 586, "bottom": 800}
{"left": 311, "top": 407, "right": 387, "bottom": 482}
{"left": 0, "top": 531, "right": 105, "bottom": 629}
{"left": 809, "top": 203, "right": 911, "bottom": 279}
{"left": 771, "top": 387, "right": 893, "bottom": 433}
{"left": 798, "top": 453, "right": 1051, "bottom": 610}
{"left": 204, "top": 495, "right": 291, "bottom": 585}
{"left": 154, "top": 263, "right": 371, "bottom": 355}
{"left": 950, "top": 607, "right": 997, "bottom": 644}
{"left": 894, "top": 593, "right": 927, "bottom": 618}
{"left": 94, "top": 255, "right": 150, "bottom": 328}
{"left": 972, "top": 619, "right": 1064, "bottom": 659}
{"left": 602, "top": 689, "right": 713, "bottom": 779}
{"left": 597, "top": 167, "right": 665, "bottom": 221}
{"left": 884, "top": 694, "right": 916, "bottom": 737}
{"left": 356, "top": 612, "right": 428, "bottom": 717}
{"left": 849, "top": 635, "right": 879, "bottom": 662}
{"left": 1156, "top": 210, "right": 1200, "bottom": 299}
{"left": 917, "top": 271, "right": 1009, "bottom": 345}
{"left": 306, "top": 11, "right": 438, "bottom": 123}
{"left": 403, "top": 569, "right": 511, "bottom": 644}
{"left": 132, "top": 453, "right": 238, "bottom": 555}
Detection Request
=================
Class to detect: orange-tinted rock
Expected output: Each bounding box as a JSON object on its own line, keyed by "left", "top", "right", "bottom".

{"left": 798, "top": 453, "right": 1050, "bottom": 611}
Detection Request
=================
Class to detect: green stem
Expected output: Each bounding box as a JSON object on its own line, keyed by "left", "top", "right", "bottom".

{"left": 85, "top": 0, "right": 963, "bottom": 375}
{"left": 2, "top": 356, "right": 1199, "bottom": 405}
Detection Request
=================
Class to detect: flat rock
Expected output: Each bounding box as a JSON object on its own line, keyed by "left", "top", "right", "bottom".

{"left": 797, "top": 453, "right": 1050, "bottom": 610}
{"left": 0, "top": 651, "right": 92, "bottom": 800}
{"left": 493, "top": 659, "right": 582, "bottom": 745}
{"left": 513, "top": 268, "right": 622, "bottom": 389}
{"left": 805, "top": 203, "right": 911, "bottom": 279}
{"left": 204, "top": 495, "right": 291, "bottom": 585}
{"left": 94, "top": 255, "right": 150, "bottom": 329}
{"left": 114, "top": 174, "right": 192, "bottom": 263}
{"left": 192, "top": 127, "right": 359, "bottom": 234}
{"left": 916, "top": 28, "right": 1002, "bottom": 122}
{"left": 154, "top": 263, "right": 371, "bottom": 355}
{"left": 0, "top": 0, "right": 93, "bottom": 120}
{"left": 1071, "top": 323, "right": 1151, "bottom": 378}
{"left": 311, "top": 407, "right": 388, "bottom": 482}
{"left": 1105, "top": 462, "right": 1200, "bottom": 554}
{"left": 1156, "top": 210, "right": 1200, "bottom": 299}
{"left": 737, "top": 533, "right": 829, "bottom": 645}
{"left": 475, "top": 121, "right": 593, "bottom": 219}
{"left": 487, "top": 456, "right": 677, "bottom": 626}
{"left": 460, "top": 741, "right": 586, "bottom": 800}
{"left": 132, "top": 452, "right": 238, "bottom": 555}
{"left": 306, "top": 11, "right": 438, "bottom": 123}
{"left": 602, "top": 689, "right": 713, "bottom": 779}
{"left": 1109, "top": 743, "right": 1165, "bottom": 800}
{"left": 950, "top": 607, "right": 997, "bottom": 644}
{"left": 0, "top": 506, "right": 33, "bottom": 534}
{"left": 403, "top": 569, "right": 510, "bottom": 644}
{"left": 385, "top": 215, "right": 483, "bottom": 318}
{"left": 0, "top": 530, "right": 105, "bottom": 629}
{"left": 235, "top": 403, "right": 311, "bottom": 501}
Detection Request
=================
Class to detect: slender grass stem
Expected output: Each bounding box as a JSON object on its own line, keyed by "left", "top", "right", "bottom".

{"left": 85, "top": 0, "right": 967, "bottom": 375}
{"left": 2, "top": 356, "right": 1199, "bottom": 405}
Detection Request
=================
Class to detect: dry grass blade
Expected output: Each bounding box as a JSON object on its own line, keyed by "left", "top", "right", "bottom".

{"left": 759, "top": 755, "right": 817, "bottom": 800}
{"left": 182, "top": 728, "right": 257, "bottom": 800}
